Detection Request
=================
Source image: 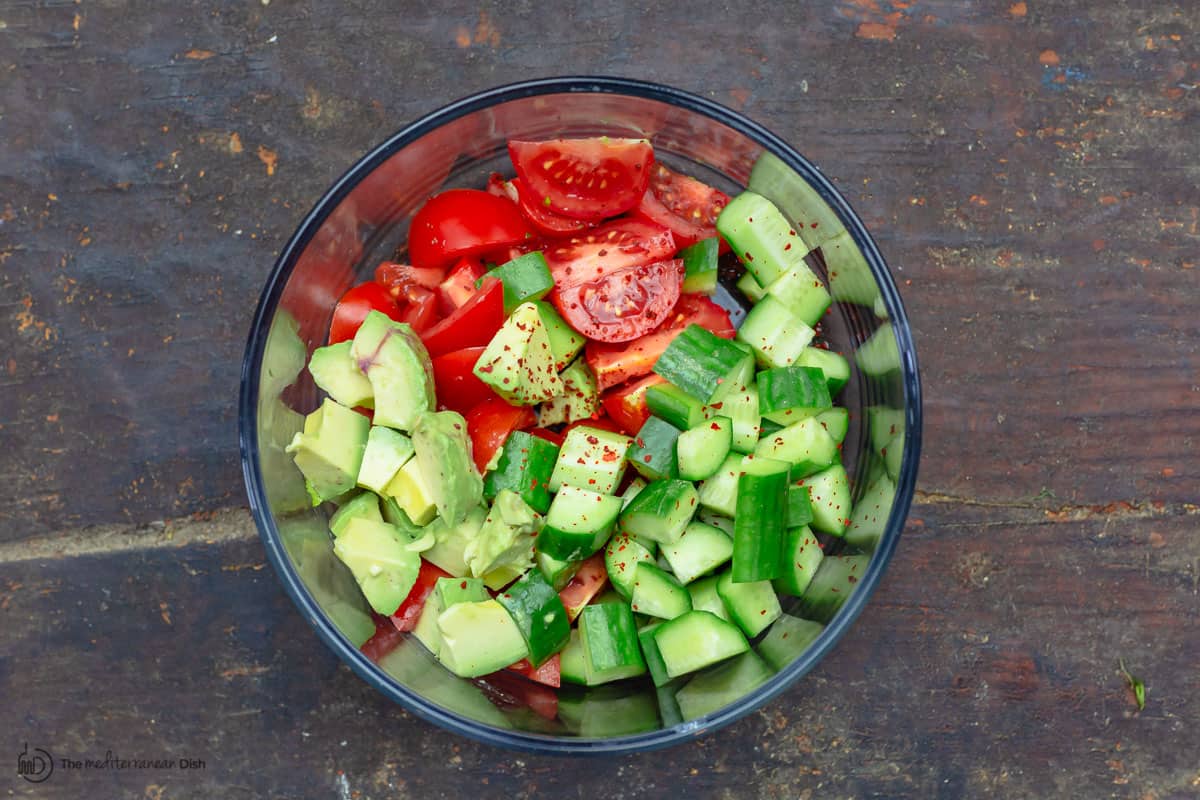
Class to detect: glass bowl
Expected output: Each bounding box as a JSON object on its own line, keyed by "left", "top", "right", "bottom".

{"left": 239, "top": 77, "right": 921, "bottom": 754}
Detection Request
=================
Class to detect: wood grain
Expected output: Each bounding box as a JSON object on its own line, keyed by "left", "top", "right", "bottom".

{"left": 2, "top": 0, "right": 1198, "bottom": 796}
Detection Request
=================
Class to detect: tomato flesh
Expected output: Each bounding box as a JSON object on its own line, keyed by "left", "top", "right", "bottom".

{"left": 512, "top": 177, "right": 593, "bottom": 237}
{"left": 399, "top": 287, "right": 439, "bottom": 333}
{"left": 554, "top": 258, "right": 683, "bottom": 344}
{"left": 465, "top": 397, "right": 537, "bottom": 474}
{"left": 601, "top": 374, "right": 668, "bottom": 435}
{"left": 586, "top": 294, "right": 736, "bottom": 390}
{"left": 328, "top": 281, "right": 403, "bottom": 345}
{"left": 375, "top": 261, "right": 445, "bottom": 303}
{"left": 507, "top": 654, "right": 562, "bottom": 688}
{"left": 407, "top": 189, "right": 532, "bottom": 270}
{"left": 480, "top": 670, "right": 559, "bottom": 720}
{"left": 420, "top": 278, "right": 505, "bottom": 358}
{"left": 509, "top": 138, "right": 654, "bottom": 220}
{"left": 390, "top": 560, "right": 451, "bottom": 631}
{"left": 633, "top": 163, "right": 731, "bottom": 249}
{"left": 543, "top": 218, "right": 676, "bottom": 290}
{"left": 438, "top": 257, "right": 486, "bottom": 315}
{"left": 558, "top": 553, "right": 609, "bottom": 622}
{"left": 360, "top": 614, "right": 405, "bottom": 662}
{"left": 430, "top": 347, "right": 498, "bottom": 415}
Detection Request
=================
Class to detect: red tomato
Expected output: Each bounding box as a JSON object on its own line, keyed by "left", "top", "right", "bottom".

{"left": 507, "top": 654, "right": 562, "bottom": 688}
{"left": 479, "top": 670, "right": 559, "bottom": 721}
{"left": 602, "top": 374, "right": 668, "bottom": 434}
{"left": 555, "top": 258, "right": 684, "bottom": 343}
{"left": 486, "top": 171, "right": 519, "bottom": 203}
{"left": 511, "top": 177, "right": 593, "bottom": 237}
{"left": 390, "top": 560, "right": 451, "bottom": 631}
{"left": 528, "top": 427, "right": 564, "bottom": 447}
{"left": 360, "top": 614, "right": 405, "bottom": 662}
{"left": 438, "top": 257, "right": 486, "bottom": 315}
{"left": 558, "top": 553, "right": 608, "bottom": 622}
{"left": 328, "top": 282, "right": 403, "bottom": 345}
{"left": 400, "top": 286, "right": 439, "bottom": 334}
{"left": 374, "top": 261, "right": 445, "bottom": 303}
{"left": 586, "top": 294, "right": 736, "bottom": 390}
{"left": 465, "top": 397, "right": 537, "bottom": 473}
{"left": 633, "top": 163, "right": 731, "bottom": 249}
{"left": 421, "top": 278, "right": 505, "bottom": 358}
{"left": 509, "top": 138, "right": 654, "bottom": 220}
{"left": 407, "top": 189, "right": 533, "bottom": 270}
{"left": 431, "top": 347, "right": 499, "bottom": 415}
{"left": 542, "top": 218, "right": 676, "bottom": 290}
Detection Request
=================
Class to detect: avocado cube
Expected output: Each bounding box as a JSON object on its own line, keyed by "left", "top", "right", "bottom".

{"left": 411, "top": 410, "right": 483, "bottom": 528}
{"left": 531, "top": 301, "right": 585, "bottom": 372}
{"left": 383, "top": 456, "right": 439, "bottom": 526}
{"left": 285, "top": 398, "right": 370, "bottom": 503}
{"left": 350, "top": 310, "right": 435, "bottom": 431}
{"left": 473, "top": 302, "right": 563, "bottom": 406}
{"left": 329, "top": 491, "right": 383, "bottom": 537}
{"left": 436, "top": 599, "right": 529, "bottom": 678}
{"left": 538, "top": 358, "right": 600, "bottom": 427}
{"left": 332, "top": 517, "right": 421, "bottom": 616}
{"left": 434, "top": 576, "right": 488, "bottom": 609}
{"left": 308, "top": 340, "right": 374, "bottom": 409}
{"left": 356, "top": 426, "right": 415, "bottom": 494}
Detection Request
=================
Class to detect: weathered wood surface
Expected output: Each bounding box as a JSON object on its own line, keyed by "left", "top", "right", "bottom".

{"left": 2, "top": 0, "right": 1197, "bottom": 797}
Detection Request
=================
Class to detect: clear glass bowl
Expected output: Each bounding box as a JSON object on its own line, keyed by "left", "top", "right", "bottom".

{"left": 239, "top": 77, "right": 921, "bottom": 754}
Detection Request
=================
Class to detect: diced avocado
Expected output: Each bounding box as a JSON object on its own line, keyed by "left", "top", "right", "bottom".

{"left": 537, "top": 358, "right": 599, "bottom": 426}
{"left": 436, "top": 599, "right": 529, "bottom": 678}
{"left": 382, "top": 456, "right": 438, "bottom": 525}
{"left": 308, "top": 341, "right": 374, "bottom": 409}
{"left": 463, "top": 490, "right": 540, "bottom": 579}
{"left": 411, "top": 410, "right": 483, "bottom": 527}
{"left": 422, "top": 505, "right": 488, "bottom": 577}
{"left": 481, "top": 562, "right": 526, "bottom": 591}
{"left": 332, "top": 517, "right": 421, "bottom": 615}
{"left": 329, "top": 491, "right": 383, "bottom": 537}
{"left": 356, "top": 426, "right": 415, "bottom": 494}
{"left": 412, "top": 591, "right": 444, "bottom": 657}
{"left": 286, "top": 398, "right": 370, "bottom": 503}
{"left": 350, "top": 310, "right": 435, "bottom": 431}
{"left": 435, "top": 575, "right": 489, "bottom": 608}
{"left": 531, "top": 300, "right": 585, "bottom": 371}
{"left": 473, "top": 302, "right": 563, "bottom": 406}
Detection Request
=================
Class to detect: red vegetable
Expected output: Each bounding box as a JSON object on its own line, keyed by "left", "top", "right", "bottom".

{"left": 633, "top": 163, "right": 731, "bottom": 249}
{"left": 420, "top": 278, "right": 505, "bottom": 358}
{"left": 431, "top": 347, "right": 499, "bottom": 416}
{"left": 585, "top": 294, "right": 736, "bottom": 390}
{"left": 507, "top": 653, "right": 562, "bottom": 688}
{"left": 509, "top": 137, "right": 654, "bottom": 220}
{"left": 390, "top": 560, "right": 451, "bottom": 632}
{"left": 602, "top": 374, "right": 668, "bottom": 435}
{"left": 558, "top": 553, "right": 609, "bottom": 622}
{"left": 464, "top": 397, "right": 537, "bottom": 474}
{"left": 328, "top": 281, "right": 403, "bottom": 345}
{"left": 437, "top": 257, "right": 487, "bottom": 315}
{"left": 407, "top": 189, "right": 532, "bottom": 270}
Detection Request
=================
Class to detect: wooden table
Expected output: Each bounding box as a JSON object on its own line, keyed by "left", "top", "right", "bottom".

{"left": 3, "top": 1, "right": 1197, "bottom": 797}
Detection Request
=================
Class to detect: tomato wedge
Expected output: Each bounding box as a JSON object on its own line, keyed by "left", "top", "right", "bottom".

{"left": 401, "top": 286, "right": 439, "bottom": 333}
{"left": 390, "top": 560, "right": 451, "bottom": 631}
{"left": 634, "top": 163, "right": 731, "bottom": 249}
{"left": 555, "top": 258, "right": 684, "bottom": 343}
{"left": 360, "top": 614, "right": 405, "bottom": 662}
{"left": 328, "top": 282, "right": 403, "bottom": 345}
{"left": 437, "top": 257, "right": 486, "bottom": 315}
{"left": 507, "top": 654, "right": 562, "bottom": 688}
{"left": 509, "top": 138, "right": 654, "bottom": 220}
{"left": 558, "top": 553, "right": 609, "bottom": 622}
{"left": 407, "top": 189, "right": 533, "bottom": 270}
{"left": 420, "top": 278, "right": 504, "bottom": 358}
{"left": 431, "top": 347, "right": 499, "bottom": 415}
{"left": 586, "top": 294, "right": 736, "bottom": 390}
{"left": 464, "top": 397, "right": 536, "bottom": 473}
{"left": 375, "top": 261, "right": 445, "bottom": 303}
{"left": 543, "top": 218, "right": 676, "bottom": 290}
{"left": 511, "top": 177, "right": 593, "bottom": 237}
{"left": 486, "top": 171, "right": 519, "bottom": 203}
{"left": 480, "top": 670, "right": 559, "bottom": 721}
{"left": 601, "top": 374, "right": 668, "bottom": 435}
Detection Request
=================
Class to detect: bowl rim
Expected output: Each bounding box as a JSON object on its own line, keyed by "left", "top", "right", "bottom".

{"left": 239, "top": 75, "right": 922, "bottom": 755}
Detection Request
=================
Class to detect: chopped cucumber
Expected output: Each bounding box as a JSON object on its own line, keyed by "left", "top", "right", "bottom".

{"left": 716, "top": 190, "right": 812, "bottom": 286}
{"left": 630, "top": 562, "right": 692, "bottom": 620}
{"left": 676, "top": 416, "right": 732, "bottom": 481}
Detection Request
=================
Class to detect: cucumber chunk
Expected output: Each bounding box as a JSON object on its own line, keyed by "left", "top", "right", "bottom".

{"left": 653, "top": 610, "right": 749, "bottom": 678}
